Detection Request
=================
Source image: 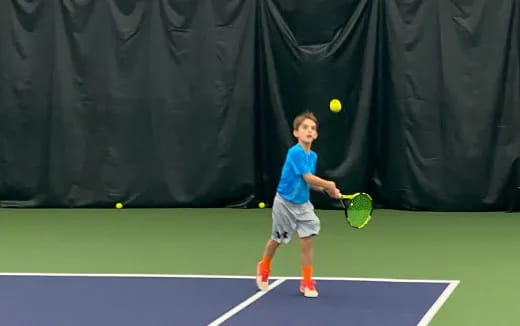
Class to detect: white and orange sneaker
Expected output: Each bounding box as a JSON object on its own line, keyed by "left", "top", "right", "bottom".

{"left": 256, "top": 261, "right": 270, "bottom": 291}
{"left": 300, "top": 279, "right": 318, "bottom": 298}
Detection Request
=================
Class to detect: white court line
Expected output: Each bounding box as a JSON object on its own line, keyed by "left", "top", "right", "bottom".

{"left": 0, "top": 273, "right": 459, "bottom": 283}
{"left": 206, "top": 278, "right": 286, "bottom": 326}
{"left": 417, "top": 280, "right": 460, "bottom": 326}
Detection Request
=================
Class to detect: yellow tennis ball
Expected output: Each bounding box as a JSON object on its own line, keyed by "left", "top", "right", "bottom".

{"left": 258, "top": 202, "right": 266, "bottom": 208}
{"left": 329, "top": 99, "right": 342, "bottom": 113}
{"left": 115, "top": 202, "right": 123, "bottom": 209}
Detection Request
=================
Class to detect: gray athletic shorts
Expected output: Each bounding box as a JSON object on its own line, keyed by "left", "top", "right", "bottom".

{"left": 271, "top": 193, "right": 320, "bottom": 244}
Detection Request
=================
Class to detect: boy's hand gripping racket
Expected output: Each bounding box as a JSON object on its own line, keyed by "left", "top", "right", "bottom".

{"left": 339, "top": 192, "right": 373, "bottom": 229}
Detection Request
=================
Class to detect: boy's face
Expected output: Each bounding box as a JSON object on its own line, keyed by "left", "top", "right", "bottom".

{"left": 293, "top": 118, "right": 318, "bottom": 145}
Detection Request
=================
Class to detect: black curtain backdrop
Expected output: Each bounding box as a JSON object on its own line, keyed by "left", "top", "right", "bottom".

{"left": 0, "top": 0, "right": 256, "bottom": 208}
{"left": 1, "top": 0, "right": 519, "bottom": 211}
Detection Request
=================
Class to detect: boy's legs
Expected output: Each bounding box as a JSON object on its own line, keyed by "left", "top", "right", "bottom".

{"left": 296, "top": 203, "right": 320, "bottom": 297}
{"left": 259, "top": 238, "right": 280, "bottom": 273}
{"left": 257, "top": 195, "right": 297, "bottom": 291}
{"left": 299, "top": 236, "right": 313, "bottom": 267}
{"left": 256, "top": 239, "right": 279, "bottom": 291}
{"left": 299, "top": 236, "right": 318, "bottom": 297}
{"left": 263, "top": 238, "right": 281, "bottom": 262}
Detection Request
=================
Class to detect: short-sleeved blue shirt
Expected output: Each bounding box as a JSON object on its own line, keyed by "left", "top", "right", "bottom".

{"left": 276, "top": 144, "right": 317, "bottom": 204}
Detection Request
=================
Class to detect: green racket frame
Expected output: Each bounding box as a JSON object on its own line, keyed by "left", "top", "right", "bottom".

{"left": 339, "top": 192, "right": 374, "bottom": 229}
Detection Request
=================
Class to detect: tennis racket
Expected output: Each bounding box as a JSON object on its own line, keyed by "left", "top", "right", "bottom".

{"left": 339, "top": 192, "right": 373, "bottom": 229}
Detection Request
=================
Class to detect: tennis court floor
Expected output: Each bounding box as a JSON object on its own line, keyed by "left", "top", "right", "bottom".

{"left": 0, "top": 273, "right": 458, "bottom": 326}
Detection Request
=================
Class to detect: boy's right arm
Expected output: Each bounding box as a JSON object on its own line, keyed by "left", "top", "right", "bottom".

{"left": 303, "top": 173, "right": 340, "bottom": 198}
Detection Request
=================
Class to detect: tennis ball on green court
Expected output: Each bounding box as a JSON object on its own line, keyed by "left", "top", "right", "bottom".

{"left": 115, "top": 202, "right": 123, "bottom": 209}
{"left": 329, "top": 98, "right": 342, "bottom": 113}
{"left": 258, "top": 202, "right": 266, "bottom": 208}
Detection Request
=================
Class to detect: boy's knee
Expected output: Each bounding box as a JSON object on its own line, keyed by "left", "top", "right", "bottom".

{"left": 299, "top": 236, "right": 314, "bottom": 246}
{"left": 268, "top": 239, "right": 281, "bottom": 247}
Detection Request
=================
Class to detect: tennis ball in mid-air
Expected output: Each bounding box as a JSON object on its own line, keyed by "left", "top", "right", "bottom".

{"left": 329, "top": 99, "right": 342, "bottom": 113}
{"left": 258, "top": 202, "right": 266, "bottom": 208}
{"left": 115, "top": 202, "right": 123, "bottom": 209}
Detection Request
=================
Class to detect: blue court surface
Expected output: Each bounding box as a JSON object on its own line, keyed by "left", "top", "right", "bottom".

{"left": 0, "top": 273, "right": 458, "bottom": 326}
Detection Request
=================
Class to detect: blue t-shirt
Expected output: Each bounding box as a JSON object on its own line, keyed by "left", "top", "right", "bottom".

{"left": 276, "top": 144, "right": 317, "bottom": 204}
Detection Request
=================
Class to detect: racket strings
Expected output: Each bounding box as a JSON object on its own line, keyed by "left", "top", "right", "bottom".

{"left": 346, "top": 194, "right": 373, "bottom": 228}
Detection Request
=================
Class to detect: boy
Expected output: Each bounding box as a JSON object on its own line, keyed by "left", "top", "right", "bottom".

{"left": 256, "top": 112, "right": 341, "bottom": 298}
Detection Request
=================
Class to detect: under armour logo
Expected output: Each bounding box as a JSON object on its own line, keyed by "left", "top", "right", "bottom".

{"left": 275, "top": 231, "right": 288, "bottom": 239}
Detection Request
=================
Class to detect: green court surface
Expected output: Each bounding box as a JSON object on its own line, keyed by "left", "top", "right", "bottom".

{"left": 0, "top": 208, "right": 518, "bottom": 325}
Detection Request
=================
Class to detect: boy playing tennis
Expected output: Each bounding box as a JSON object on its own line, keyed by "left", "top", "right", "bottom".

{"left": 256, "top": 112, "right": 341, "bottom": 298}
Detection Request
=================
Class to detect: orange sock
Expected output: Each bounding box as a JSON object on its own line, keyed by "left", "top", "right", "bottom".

{"left": 302, "top": 265, "right": 313, "bottom": 281}
{"left": 261, "top": 255, "right": 272, "bottom": 270}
